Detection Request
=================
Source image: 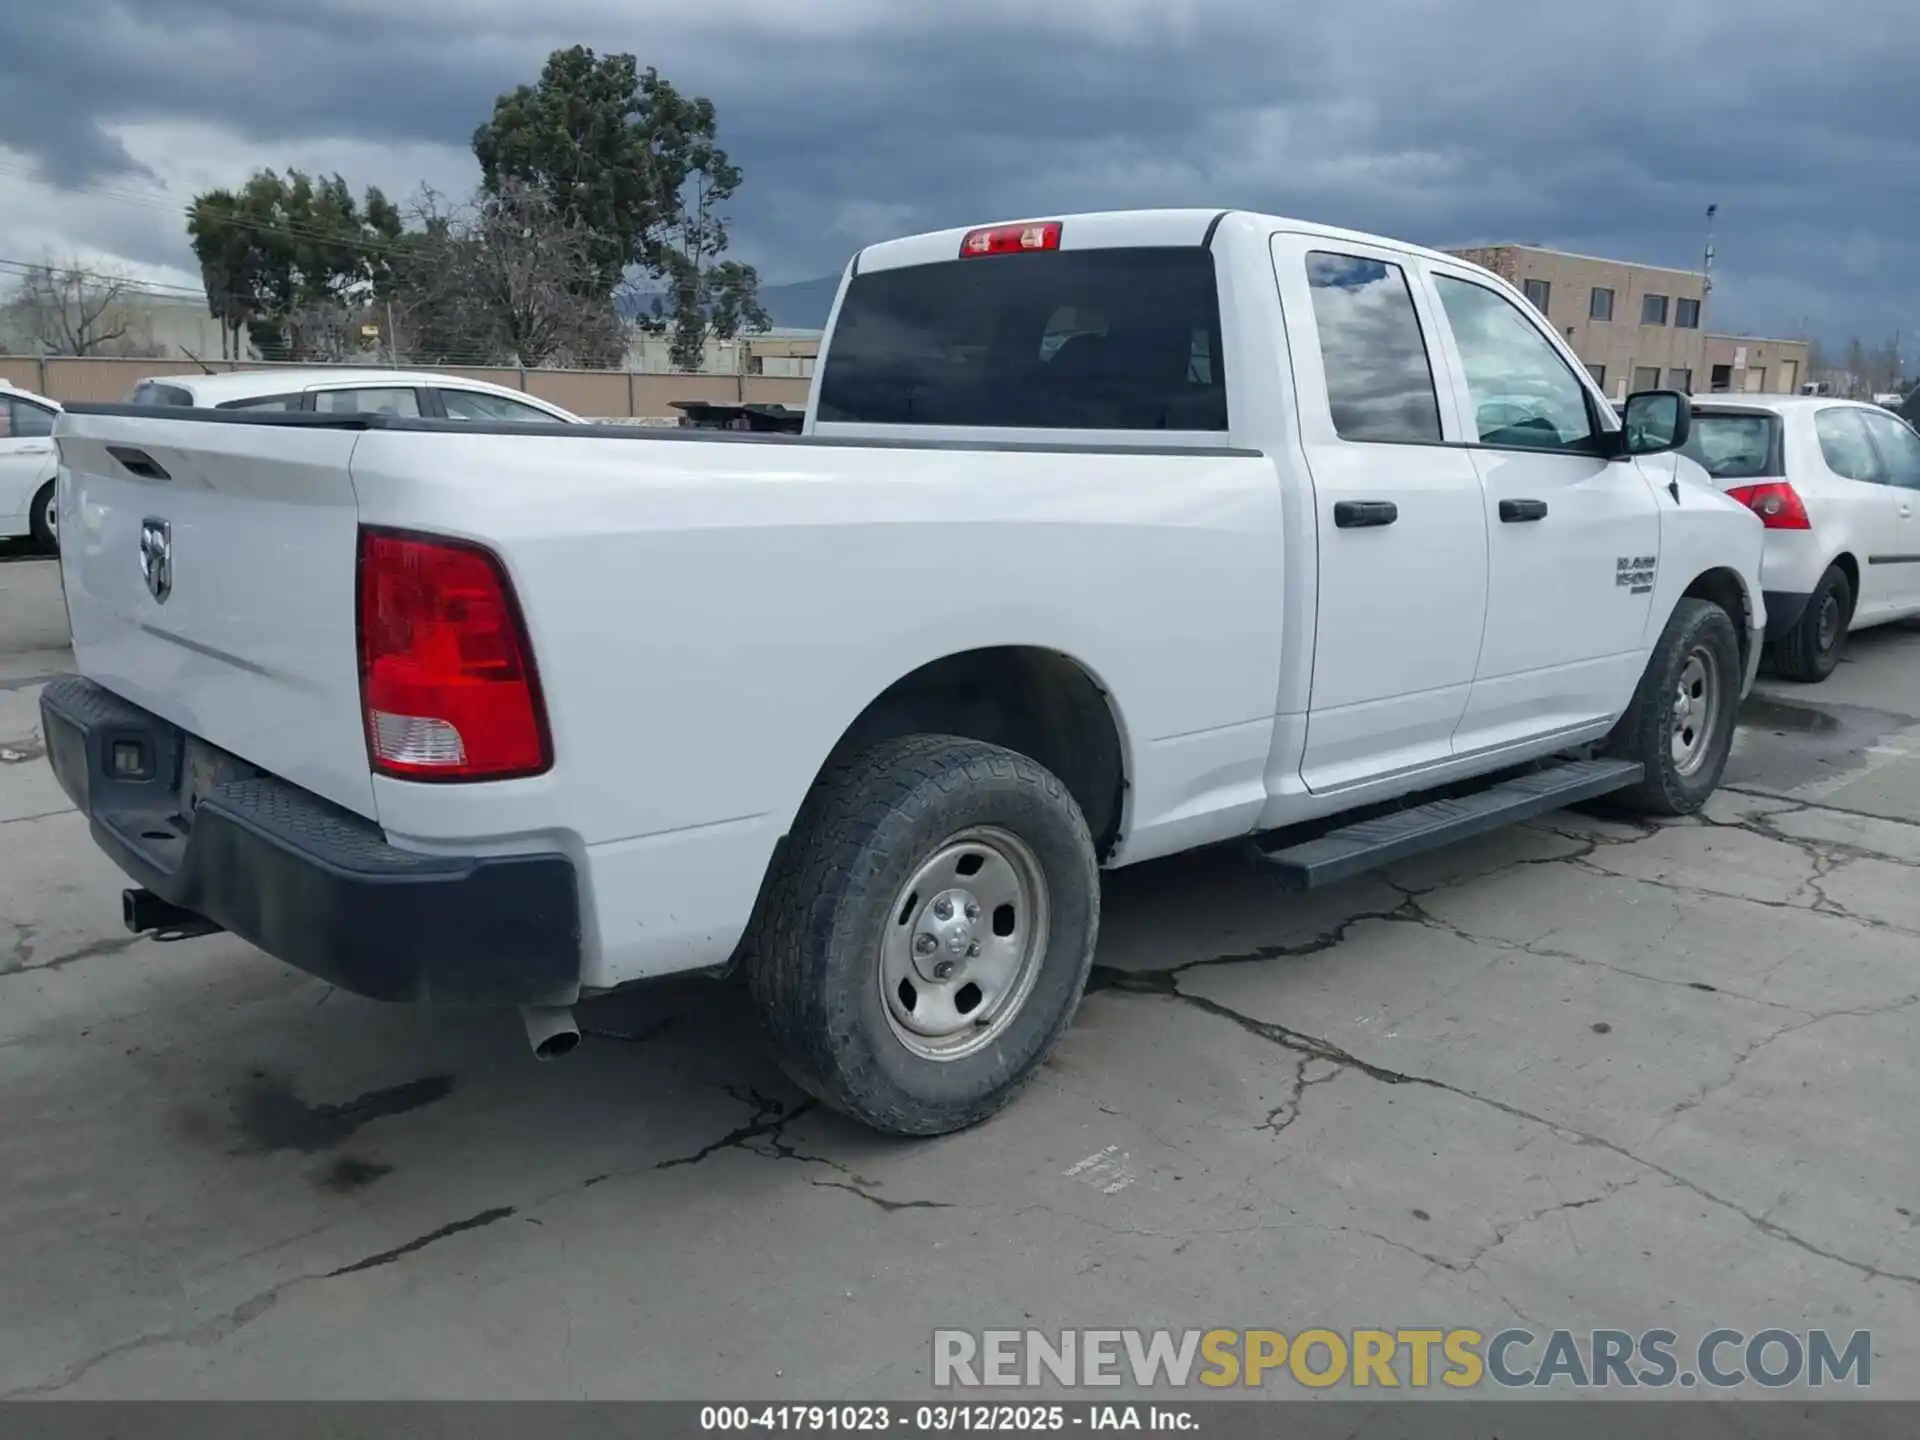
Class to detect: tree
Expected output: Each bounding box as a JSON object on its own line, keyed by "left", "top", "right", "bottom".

{"left": 8, "top": 258, "right": 140, "bottom": 355}
{"left": 187, "top": 170, "right": 402, "bottom": 359}
{"left": 472, "top": 46, "right": 767, "bottom": 367}
{"left": 636, "top": 139, "right": 771, "bottom": 372}
{"left": 389, "top": 182, "right": 626, "bottom": 368}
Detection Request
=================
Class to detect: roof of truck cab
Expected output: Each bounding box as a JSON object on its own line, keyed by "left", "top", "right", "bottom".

{"left": 133, "top": 369, "right": 544, "bottom": 404}
{"left": 852, "top": 207, "right": 1507, "bottom": 276}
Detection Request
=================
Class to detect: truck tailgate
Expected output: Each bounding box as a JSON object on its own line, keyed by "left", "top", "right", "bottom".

{"left": 55, "top": 412, "right": 377, "bottom": 819}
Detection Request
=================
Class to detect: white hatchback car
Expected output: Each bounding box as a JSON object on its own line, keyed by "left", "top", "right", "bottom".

{"left": 125, "top": 368, "right": 583, "bottom": 424}
{"left": 1682, "top": 396, "right": 1920, "bottom": 681}
{"left": 0, "top": 379, "right": 62, "bottom": 550}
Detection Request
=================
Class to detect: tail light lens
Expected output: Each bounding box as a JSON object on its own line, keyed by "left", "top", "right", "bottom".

{"left": 1726, "top": 481, "right": 1811, "bottom": 530}
{"left": 356, "top": 528, "right": 551, "bottom": 781}
{"left": 959, "top": 222, "right": 1062, "bottom": 258}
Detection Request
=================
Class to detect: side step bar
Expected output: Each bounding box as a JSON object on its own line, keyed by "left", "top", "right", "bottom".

{"left": 1252, "top": 758, "right": 1644, "bottom": 891}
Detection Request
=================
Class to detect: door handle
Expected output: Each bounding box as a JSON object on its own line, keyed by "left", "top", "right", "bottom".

{"left": 1333, "top": 500, "right": 1398, "bottom": 529}
{"left": 16, "top": 443, "right": 53, "bottom": 455}
{"left": 1901, "top": 502, "right": 1914, "bottom": 518}
{"left": 1499, "top": 498, "right": 1550, "bottom": 523}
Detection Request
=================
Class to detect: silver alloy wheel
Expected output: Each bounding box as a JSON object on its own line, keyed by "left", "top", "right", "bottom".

{"left": 40, "top": 488, "right": 57, "bottom": 543}
{"left": 1670, "top": 646, "right": 1721, "bottom": 777}
{"left": 880, "top": 825, "right": 1051, "bottom": 1062}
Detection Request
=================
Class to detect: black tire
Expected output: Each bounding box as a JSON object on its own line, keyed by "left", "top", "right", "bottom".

{"left": 746, "top": 734, "right": 1100, "bottom": 1137}
{"left": 29, "top": 480, "right": 57, "bottom": 553}
{"left": 1605, "top": 597, "right": 1742, "bottom": 816}
{"left": 1769, "top": 564, "right": 1850, "bottom": 683}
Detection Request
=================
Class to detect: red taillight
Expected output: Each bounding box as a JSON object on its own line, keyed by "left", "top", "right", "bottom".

{"left": 1726, "top": 481, "right": 1811, "bottom": 530}
{"left": 356, "top": 528, "right": 551, "bottom": 781}
{"left": 959, "top": 221, "right": 1062, "bottom": 258}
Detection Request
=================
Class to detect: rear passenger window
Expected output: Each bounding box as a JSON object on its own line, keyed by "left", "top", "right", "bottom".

{"left": 1304, "top": 252, "right": 1442, "bottom": 443}
{"left": 313, "top": 388, "right": 422, "bottom": 418}
{"left": 815, "top": 248, "right": 1226, "bottom": 431}
{"left": 217, "top": 394, "right": 303, "bottom": 412}
{"left": 1815, "top": 409, "right": 1883, "bottom": 483}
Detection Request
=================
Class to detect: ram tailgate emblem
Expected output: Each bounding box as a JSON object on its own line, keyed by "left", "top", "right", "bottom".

{"left": 140, "top": 517, "right": 173, "bottom": 603}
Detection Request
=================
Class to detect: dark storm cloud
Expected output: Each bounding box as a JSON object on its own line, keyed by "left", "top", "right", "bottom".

{"left": 2, "top": 0, "right": 1916, "bottom": 344}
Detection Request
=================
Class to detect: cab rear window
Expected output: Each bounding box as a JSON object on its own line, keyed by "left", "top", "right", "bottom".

{"left": 129, "top": 382, "right": 194, "bottom": 407}
{"left": 816, "top": 247, "right": 1227, "bottom": 431}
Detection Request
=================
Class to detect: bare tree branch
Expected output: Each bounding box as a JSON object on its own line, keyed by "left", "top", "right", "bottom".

{"left": 7, "top": 258, "right": 143, "bottom": 356}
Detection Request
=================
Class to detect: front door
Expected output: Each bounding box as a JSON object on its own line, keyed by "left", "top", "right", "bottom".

{"left": 1424, "top": 267, "right": 1663, "bottom": 752}
{"left": 1270, "top": 235, "right": 1490, "bottom": 793}
{"left": 1813, "top": 406, "right": 1907, "bottom": 621}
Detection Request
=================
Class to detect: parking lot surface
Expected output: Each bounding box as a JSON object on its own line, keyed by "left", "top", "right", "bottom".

{"left": 2, "top": 544, "right": 1917, "bottom": 1399}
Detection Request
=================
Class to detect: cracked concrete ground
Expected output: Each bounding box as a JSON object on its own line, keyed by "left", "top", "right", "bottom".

{"left": 2, "top": 546, "right": 1918, "bottom": 1401}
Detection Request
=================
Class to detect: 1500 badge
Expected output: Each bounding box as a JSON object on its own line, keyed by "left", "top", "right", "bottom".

{"left": 1616, "top": 555, "right": 1657, "bottom": 595}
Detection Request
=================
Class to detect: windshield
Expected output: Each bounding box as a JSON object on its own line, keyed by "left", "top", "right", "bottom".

{"left": 1681, "top": 411, "right": 1780, "bottom": 479}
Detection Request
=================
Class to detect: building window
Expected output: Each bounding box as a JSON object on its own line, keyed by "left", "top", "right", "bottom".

{"left": 1667, "top": 368, "right": 1693, "bottom": 393}
{"left": 1522, "top": 278, "right": 1551, "bottom": 315}
{"left": 1710, "top": 364, "right": 1733, "bottom": 392}
{"left": 1641, "top": 294, "right": 1669, "bottom": 326}
{"left": 1585, "top": 362, "right": 1607, "bottom": 388}
{"left": 1589, "top": 287, "right": 1614, "bottom": 322}
{"left": 1632, "top": 365, "right": 1662, "bottom": 393}
{"left": 1675, "top": 297, "right": 1701, "bottom": 329}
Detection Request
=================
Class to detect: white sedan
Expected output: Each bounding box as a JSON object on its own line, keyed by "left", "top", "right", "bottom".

{"left": 0, "top": 379, "right": 61, "bottom": 550}
{"left": 126, "top": 368, "right": 583, "bottom": 424}
{"left": 1682, "top": 395, "right": 1920, "bottom": 681}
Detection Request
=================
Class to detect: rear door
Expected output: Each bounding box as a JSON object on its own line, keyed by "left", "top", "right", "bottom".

{"left": 54, "top": 411, "right": 377, "bottom": 816}
{"left": 1269, "top": 235, "right": 1489, "bottom": 792}
{"left": 1422, "top": 263, "right": 1662, "bottom": 750}
{"left": 1812, "top": 406, "right": 1904, "bottom": 621}
{"left": 1858, "top": 409, "right": 1920, "bottom": 610}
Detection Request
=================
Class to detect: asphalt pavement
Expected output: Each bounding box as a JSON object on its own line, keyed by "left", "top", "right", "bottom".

{"left": 2, "top": 543, "right": 1916, "bottom": 1401}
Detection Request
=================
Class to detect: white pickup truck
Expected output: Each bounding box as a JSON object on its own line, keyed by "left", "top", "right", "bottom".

{"left": 43, "top": 209, "right": 1765, "bottom": 1136}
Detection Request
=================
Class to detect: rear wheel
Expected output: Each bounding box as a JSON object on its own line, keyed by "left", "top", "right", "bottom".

{"left": 29, "top": 481, "right": 57, "bottom": 553}
{"left": 1770, "top": 564, "right": 1850, "bottom": 683}
{"left": 1605, "top": 598, "right": 1742, "bottom": 816}
{"left": 746, "top": 734, "right": 1100, "bottom": 1136}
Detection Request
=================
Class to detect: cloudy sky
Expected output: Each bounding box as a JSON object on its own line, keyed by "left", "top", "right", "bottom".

{"left": 1, "top": 0, "right": 1915, "bottom": 350}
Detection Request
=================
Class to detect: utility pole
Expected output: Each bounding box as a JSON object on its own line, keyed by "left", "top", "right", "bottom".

{"left": 1701, "top": 203, "right": 1717, "bottom": 301}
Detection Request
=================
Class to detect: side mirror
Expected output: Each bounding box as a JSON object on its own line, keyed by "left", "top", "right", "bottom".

{"left": 1613, "top": 389, "right": 1692, "bottom": 457}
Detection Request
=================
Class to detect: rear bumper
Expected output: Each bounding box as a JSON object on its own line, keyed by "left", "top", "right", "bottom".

{"left": 1762, "top": 589, "right": 1810, "bottom": 644}
{"left": 39, "top": 676, "right": 582, "bottom": 1005}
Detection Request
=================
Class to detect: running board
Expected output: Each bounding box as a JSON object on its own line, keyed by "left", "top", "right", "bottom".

{"left": 1252, "top": 758, "right": 1645, "bottom": 891}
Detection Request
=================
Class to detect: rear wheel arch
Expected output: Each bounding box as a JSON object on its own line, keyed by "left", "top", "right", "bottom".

{"left": 808, "top": 645, "right": 1131, "bottom": 861}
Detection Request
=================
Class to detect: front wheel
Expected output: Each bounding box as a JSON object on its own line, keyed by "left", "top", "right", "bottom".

{"left": 1605, "top": 598, "right": 1742, "bottom": 816}
{"left": 746, "top": 734, "right": 1100, "bottom": 1137}
{"left": 29, "top": 480, "right": 57, "bottom": 553}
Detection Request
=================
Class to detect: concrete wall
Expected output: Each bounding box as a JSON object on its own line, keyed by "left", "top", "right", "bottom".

{"left": 0, "top": 356, "right": 812, "bottom": 418}
{"left": 1702, "top": 334, "right": 1809, "bottom": 395}
{"left": 1447, "top": 245, "right": 1709, "bottom": 400}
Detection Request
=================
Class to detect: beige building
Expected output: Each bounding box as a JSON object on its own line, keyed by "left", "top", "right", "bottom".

{"left": 1701, "top": 333, "right": 1808, "bottom": 396}
{"left": 1446, "top": 244, "right": 1709, "bottom": 402}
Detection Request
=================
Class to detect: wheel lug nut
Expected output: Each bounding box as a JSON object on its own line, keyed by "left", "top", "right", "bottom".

{"left": 933, "top": 960, "right": 955, "bottom": 980}
{"left": 914, "top": 934, "right": 937, "bottom": 956}
{"left": 933, "top": 898, "right": 953, "bottom": 920}
{"left": 964, "top": 903, "right": 979, "bottom": 921}
{"left": 967, "top": 941, "right": 980, "bottom": 958}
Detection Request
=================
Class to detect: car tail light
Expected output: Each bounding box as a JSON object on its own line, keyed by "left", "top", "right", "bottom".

{"left": 356, "top": 528, "right": 551, "bottom": 781}
{"left": 959, "top": 222, "right": 1062, "bottom": 258}
{"left": 1726, "top": 481, "right": 1811, "bottom": 530}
